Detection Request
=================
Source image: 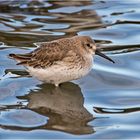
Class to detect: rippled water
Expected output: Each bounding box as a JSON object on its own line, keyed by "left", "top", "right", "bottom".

{"left": 0, "top": 0, "right": 140, "bottom": 139}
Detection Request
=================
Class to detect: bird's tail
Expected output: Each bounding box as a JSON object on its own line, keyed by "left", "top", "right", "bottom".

{"left": 9, "top": 53, "right": 31, "bottom": 65}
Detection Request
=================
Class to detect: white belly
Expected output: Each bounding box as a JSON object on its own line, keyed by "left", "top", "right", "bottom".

{"left": 27, "top": 56, "right": 93, "bottom": 86}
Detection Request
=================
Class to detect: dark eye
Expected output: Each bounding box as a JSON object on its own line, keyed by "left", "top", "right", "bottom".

{"left": 86, "top": 43, "right": 92, "bottom": 48}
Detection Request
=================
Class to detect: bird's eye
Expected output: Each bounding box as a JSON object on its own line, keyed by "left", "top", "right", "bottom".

{"left": 86, "top": 43, "right": 92, "bottom": 48}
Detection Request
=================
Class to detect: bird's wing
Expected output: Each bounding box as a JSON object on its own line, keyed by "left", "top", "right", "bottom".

{"left": 9, "top": 41, "right": 79, "bottom": 68}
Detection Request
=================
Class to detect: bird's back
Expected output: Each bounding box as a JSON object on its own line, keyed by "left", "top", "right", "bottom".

{"left": 9, "top": 36, "right": 83, "bottom": 68}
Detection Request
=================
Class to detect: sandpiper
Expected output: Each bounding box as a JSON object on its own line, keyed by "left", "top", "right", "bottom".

{"left": 9, "top": 36, "right": 115, "bottom": 86}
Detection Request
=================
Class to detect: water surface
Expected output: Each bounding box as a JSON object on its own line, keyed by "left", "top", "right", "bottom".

{"left": 0, "top": 0, "right": 140, "bottom": 139}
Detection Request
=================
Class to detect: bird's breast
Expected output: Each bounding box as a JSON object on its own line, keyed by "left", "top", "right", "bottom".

{"left": 78, "top": 54, "right": 93, "bottom": 76}
{"left": 26, "top": 54, "right": 93, "bottom": 84}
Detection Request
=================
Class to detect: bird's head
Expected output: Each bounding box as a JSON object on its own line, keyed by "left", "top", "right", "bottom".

{"left": 78, "top": 36, "right": 115, "bottom": 63}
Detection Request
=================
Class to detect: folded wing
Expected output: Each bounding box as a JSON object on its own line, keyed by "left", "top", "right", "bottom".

{"left": 9, "top": 41, "right": 69, "bottom": 68}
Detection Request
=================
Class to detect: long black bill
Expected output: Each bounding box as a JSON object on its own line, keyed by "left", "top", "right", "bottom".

{"left": 95, "top": 49, "right": 115, "bottom": 63}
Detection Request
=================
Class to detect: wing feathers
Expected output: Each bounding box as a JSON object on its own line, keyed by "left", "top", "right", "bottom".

{"left": 9, "top": 38, "right": 82, "bottom": 68}
{"left": 9, "top": 53, "right": 32, "bottom": 66}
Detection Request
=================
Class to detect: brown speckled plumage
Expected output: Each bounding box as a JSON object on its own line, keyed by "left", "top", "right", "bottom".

{"left": 9, "top": 36, "right": 114, "bottom": 86}
{"left": 10, "top": 36, "right": 94, "bottom": 68}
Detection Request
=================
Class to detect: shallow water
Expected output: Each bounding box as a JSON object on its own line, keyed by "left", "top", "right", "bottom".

{"left": 0, "top": 0, "right": 140, "bottom": 139}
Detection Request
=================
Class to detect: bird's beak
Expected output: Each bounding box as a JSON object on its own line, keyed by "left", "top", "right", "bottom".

{"left": 95, "top": 49, "right": 115, "bottom": 63}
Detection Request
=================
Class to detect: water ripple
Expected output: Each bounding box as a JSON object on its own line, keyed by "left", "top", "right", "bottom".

{"left": 0, "top": 0, "right": 140, "bottom": 139}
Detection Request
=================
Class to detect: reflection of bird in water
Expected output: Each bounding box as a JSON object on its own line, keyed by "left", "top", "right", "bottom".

{"left": 25, "top": 82, "right": 94, "bottom": 135}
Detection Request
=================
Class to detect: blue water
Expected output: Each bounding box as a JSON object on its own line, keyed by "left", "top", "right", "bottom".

{"left": 0, "top": 0, "right": 140, "bottom": 139}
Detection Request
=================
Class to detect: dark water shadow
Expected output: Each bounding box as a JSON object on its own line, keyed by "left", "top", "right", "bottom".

{"left": 1, "top": 82, "right": 94, "bottom": 135}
